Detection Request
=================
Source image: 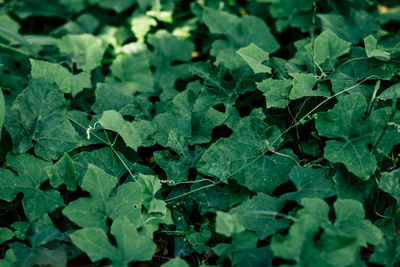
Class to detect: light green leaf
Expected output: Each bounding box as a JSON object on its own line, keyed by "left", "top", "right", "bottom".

{"left": 138, "top": 174, "right": 166, "bottom": 214}
{"left": 236, "top": 43, "right": 271, "bottom": 73}
{"left": 69, "top": 228, "right": 119, "bottom": 262}
{"left": 330, "top": 199, "right": 383, "bottom": 246}
{"left": 99, "top": 110, "right": 155, "bottom": 150}
{"left": 379, "top": 168, "right": 400, "bottom": 203}
{"left": 378, "top": 83, "right": 400, "bottom": 100}
{"left": 186, "top": 225, "right": 212, "bottom": 253}
{"left": 314, "top": 29, "right": 351, "bottom": 67}
{"left": 30, "top": 59, "right": 91, "bottom": 96}
{"left": 230, "top": 193, "right": 288, "bottom": 239}
{"left": 289, "top": 72, "right": 329, "bottom": 100}
{"left": 216, "top": 211, "right": 245, "bottom": 237}
{"left": 4, "top": 79, "right": 81, "bottom": 160}
{"left": 257, "top": 78, "right": 292, "bottom": 109}
{"left": 110, "top": 53, "right": 154, "bottom": 93}
{"left": 283, "top": 166, "right": 335, "bottom": 203}
{"left": 57, "top": 34, "right": 107, "bottom": 72}
{"left": 49, "top": 153, "right": 78, "bottom": 191}
{"left": 162, "top": 257, "right": 190, "bottom": 267}
{"left": 0, "top": 154, "right": 64, "bottom": 220}
{"left": 364, "top": 35, "right": 391, "bottom": 61}
{"left": 63, "top": 165, "right": 142, "bottom": 230}
{"left": 0, "top": 228, "right": 15, "bottom": 244}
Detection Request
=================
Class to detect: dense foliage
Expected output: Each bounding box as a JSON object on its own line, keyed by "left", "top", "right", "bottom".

{"left": 0, "top": 0, "right": 400, "bottom": 266}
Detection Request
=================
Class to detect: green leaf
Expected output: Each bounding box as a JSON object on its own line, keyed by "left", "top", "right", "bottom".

{"left": 216, "top": 211, "right": 245, "bottom": 237}
{"left": 0, "top": 228, "right": 15, "bottom": 244}
{"left": 4, "top": 79, "right": 81, "bottom": 160}
{"left": 236, "top": 43, "right": 271, "bottom": 74}
{"left": 315, "top": 93, "right": 377, "bottom": 179}
{"left": 379, "top": 168, "right": 400, "bottom": 203}
{"left": 92, "top": 0, "right": 136, "bottom": 13}
{"left": 378, "top": 83, "right": 400, "bottom": 100}
{"left": 313, "top": 29, "right": 351, "bottom": 67}
{"left": 0, "top": 154, "right": 64, "bottom": 220}
{"left": 283, "top": 166, "right": 335, "bottom": 203}
{"left": 330, "top": 199, "right": 383, "bottom": 246}
{"left": 69, "top": 228, "right": 119, "bottom": 262}
{"left": 0, "top": 87, "right": 4, "bottom": 137}
{"left": 257, "top": 78, "right": 292, "bottom": 109}
{"left": 162, "top": 257, "right": 190, "bottom": 267}
{"left": 186, "top": 225, "right": 212, "bottom": 253}
{"left": 57, "top": 34, "right": 107, "bottom": 72}
{"left": 49, "top": 153, "right": 78, "bottom": 191}
{"left": 30, "top": 59, "right": 91, "bottom": 96}
{"left": 109, "top": 53, "right": 154, "bottom": 93}
{"left": 10, "top": 242, "right": 67, "bottom": 267}
{"left": 99, "top": 110, "right": 155, "bottom": 150}
{"left": 230, "top": 193, "right": 288, "bottom": 239}
{"left": 197, "top": 115, "right": 297, "bottom": 194}
{"left": 70, "top": 217, "right": 155, "bottom": 265}
{"left": 62, "top": 165, "right": 142, "bottom": 230}
{"left": 289, "top": 72, "right": 329, "bottom": 100}
{"left": 138, "top": 174, "right": 166, "bottom": 214}
{"left": 364, "top": 35, "right": 391, "bottom": 61}
{"left": 202, "top": 6, "right": 279, "bottom": 69}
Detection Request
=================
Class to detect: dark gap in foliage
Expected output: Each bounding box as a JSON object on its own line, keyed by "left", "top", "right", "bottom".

{"left": 0, "top": 196, "right": 26, "bottom": 227}
{"left": 188, "top": 168, "right": 197, "bottom": 180}
{"left": 211, "top": 124, "right": 233, "bottom": 140}
{"left": 233, "top": 90, "right": 265, "bottom": 117}
{"left": 19, "top": 17, "right": 66, "bottom": 35}
{"left": 272, "top": 257, "right": 296, "bottom": 266}
{"left": 212, "top": 103, "right": 226, "bottom": 112}
{"left": 273, "top": 28, "right": 306, "bottom": 60}
{"left": 271, "top": 180, "right": 297, "bottom": 197}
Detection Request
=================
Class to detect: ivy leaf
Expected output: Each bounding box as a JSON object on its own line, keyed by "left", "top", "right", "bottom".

{"left": 289, "top": 72, "right": 329, "bottom": 100}
{"left": 230, "top": 193, "right": 288, "bottom": 239}
{"left": 315, "top": 93, "right": 377, "bottom": 179}
{"left": 30, "top": 59, "right": 91, "bottom": 96}
{"left": 4, "top": 79, "right": 81, "bottom": 160}
{"left": 216, "top": 211, "right": 245, "bottom": 237}
{"left": 202, "top": 6, "right": 279, "bottom": 69}
{"left": 0, "top": 154, "right": 64, "bottom": 221}
{"left": 236, "top": 43, "right": 271, "bottom": 74}
{"left": 62, "top": 165, "right": 142, "bottom": 230}
{"left": 197, "top": 115, "right": 297, "bottom": 194}
{"left": 162, "top": 257, "right": 190, "bottom": 267}
{"left": 109, "top": 53, "right": 154, "bottom": 93}
{"left": 379, "top": 168, "right": 400, "bottom": 203}
{"left": 257, "top": 78, "right": 292, "bottom": 109}
{"left": 99, "top": 110, "right": 155, "bottom": 150}
{"left": 364, "top": 35, "right": 391, "bottom": 61}
{"left": 185, "top": 225, "right": 212, "bottom": 253}
{"left": 282, "top": 166, "right": 335, "bottom": 203}
{"left": 330, "top": 199, "right": 383, "bottom": 246}
{"left": 138, "top": 174, "right": 166, "bottom": 214}
{"left": 313, "top": 29, "right": 351, "bottom": 68}
{"left": 57, "top": 34, "right": 107, "bottom": 72}
{"left": 48, "top": 153, "right": 78, "bottom": 191}
{"left": 70, "top": 217, "right": 155, "bottom": 265}
{"left": 0, "top": 228, "right": 15, "bottom": 244}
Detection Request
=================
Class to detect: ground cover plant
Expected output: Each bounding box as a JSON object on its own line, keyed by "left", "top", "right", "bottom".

{"left": 0, "top": 0, "right": 399, "bottom": 266}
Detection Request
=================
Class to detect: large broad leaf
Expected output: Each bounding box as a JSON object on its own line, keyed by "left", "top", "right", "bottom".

{"left": 109, "top": 53, "right": 154, "bottom": 93}
{"left": 257, "top": 78, "right": 292, "bottom": 109}
{"left": 4, "top": 79, "right": 81, "bottom": 160}
{"left": 99, "top": 110, "right": 155, "bottom": 150}
{"left": 289, "top": 72, "right": 329, "bottom": 100}
{"left": 48, "top": 152, "right": 79, "bottom": 191}
{"left": 57, "top": 34, "right": 107, "bottom": 72}
{"left": 62, "top": 165, "right": 142, "bottom": 230}
{"left": 282, "top": 166, "right": 335, "bottom": 203}
{"left": 315, "top": 93, "right": 376, "bottom": 179}
{"left": 0, "top": 88, "right": 4, "bottom": 137}
{"left": 69, "top": 217, "right": 156, "bottom": 265}
{"left": 202, "top": 6, "right": 279, "bottom": 69}
{"left": 30, "top": 59, "right": 91, "bottom": 96}
{"left": 271, "top": 198, "right": 382, "bottom": 266}
{"left": 236, "top": 43, "right": 271, "bottom": 74}
{"left": 0, "top": 153, "right": 64, "bottom": 220}
{"left": 197, "top": 115, "right": 297, "bottom": 194}
{"left": 379, "top": 168, "right": 400, "bottom": 203}
{"left": 230, "top": 193, "right": 289, "bottom": 239}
